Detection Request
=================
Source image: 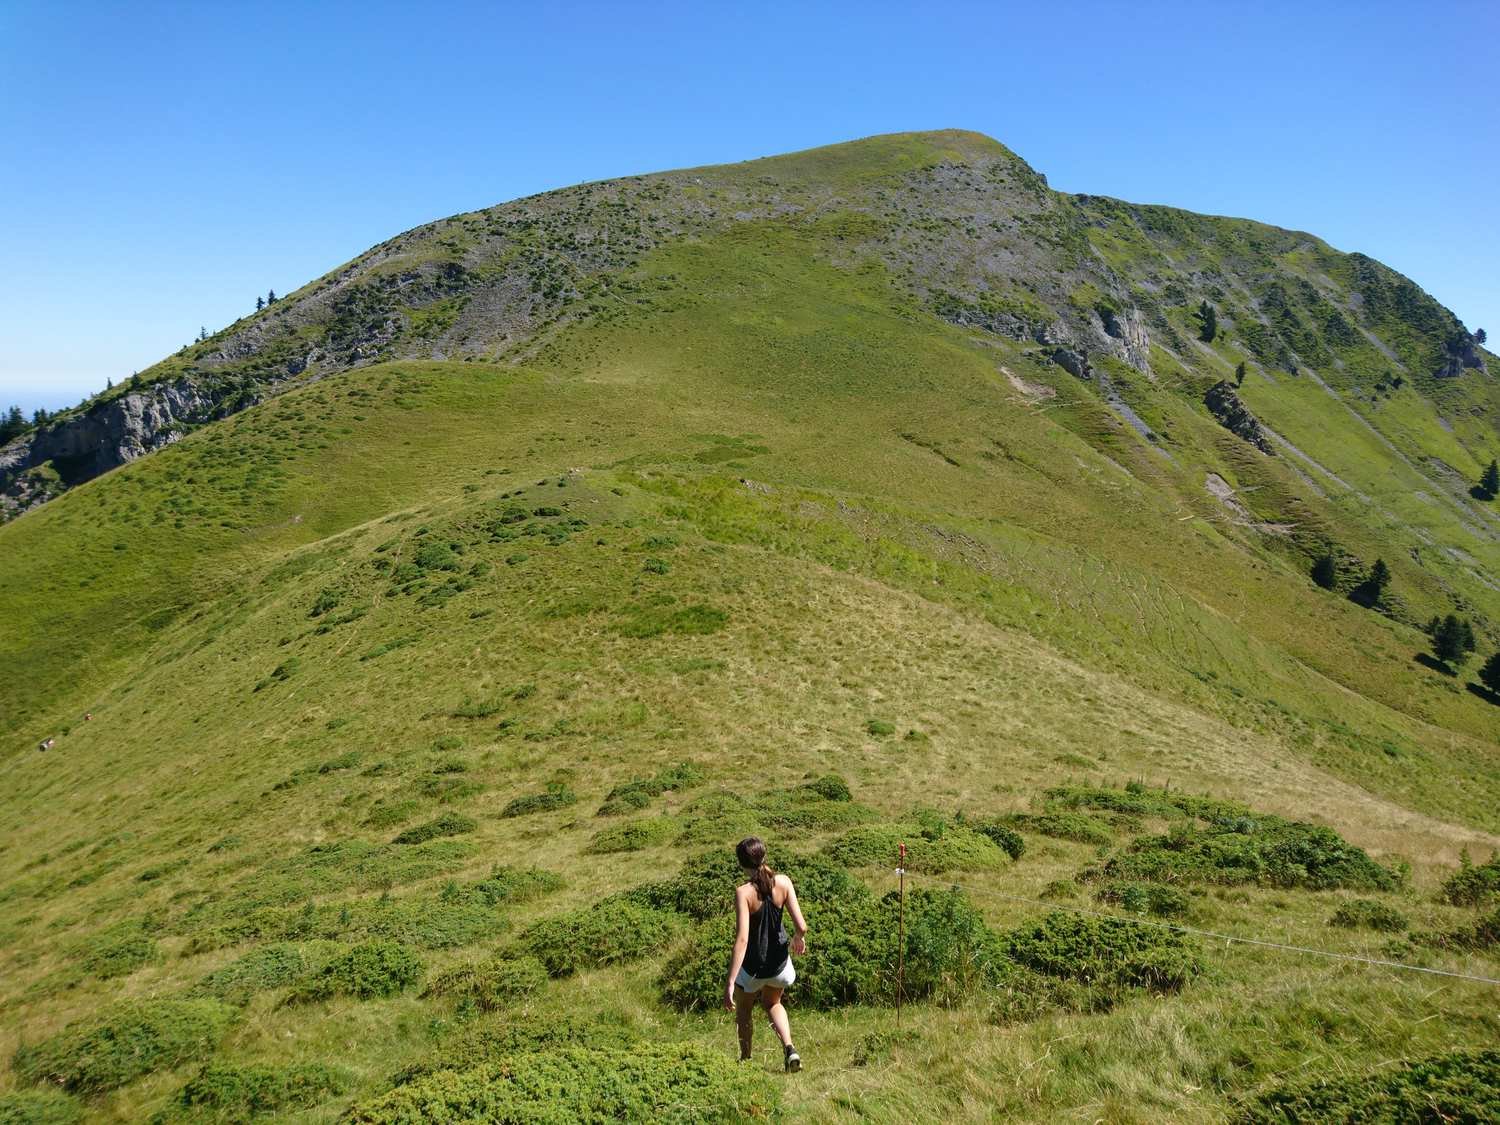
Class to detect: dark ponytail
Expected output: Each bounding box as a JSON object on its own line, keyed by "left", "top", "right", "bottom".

{"left": 736, "top": 836, "right": 775, "bottom": 898}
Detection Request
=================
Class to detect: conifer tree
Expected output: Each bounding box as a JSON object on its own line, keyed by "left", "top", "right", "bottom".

{"left": 1234, "top": 360, "right": 1246, "bottom": 386}
{"left": 1480, "top": 460, "right": 1499, "bottom": 499}
{"left": 1197, "top": 300, "right": 1217, "bottom": 342}
{"left": 1311, "top": 554, "right": 1337, "bottom": 590}
{"left": 0, "top": 404, "right": 25, "bottom": 444}
{"left": 1431, "top": 615, "right": 1472, "bottom": 666}
{"left": 1479, "top": 651, "right": 1500, "bottom": 695}
{"left": 1351, "top": 558, "right": 1391, "bottom": 609}
{"left": 256, "top": 295, "right": 265, "bottom": 311}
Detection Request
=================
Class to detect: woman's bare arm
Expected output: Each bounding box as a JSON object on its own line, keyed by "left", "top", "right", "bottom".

{"left": 783, "top": 875, "right": 807, "bottom": 954}
{"left": 723, "top": 885, "right": 751, "bottom": 1009}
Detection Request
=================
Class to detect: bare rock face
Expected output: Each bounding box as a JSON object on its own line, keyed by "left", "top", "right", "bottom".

{"left": 0, "top": 377, "right": 263, "bottom": 519}
{"left": 1203, "top": 381, "right": 1273, "bottom": 454}
{"left": 1100, "top": 305, "right": 1152, "bottom": 373}
{"left": 1435, "top": 332, "right": 1487, "bottom": 379}
{"left": 1049, "top": 346, "right": 1092, "bottom": 380}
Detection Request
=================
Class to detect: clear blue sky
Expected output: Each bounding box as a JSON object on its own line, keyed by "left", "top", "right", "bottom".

{"left": 2, "top": 0, "right": 1496, "bottom": 413}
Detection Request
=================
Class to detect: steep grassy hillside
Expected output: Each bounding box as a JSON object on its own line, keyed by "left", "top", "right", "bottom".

{"left": 1, "top": 132, "right": 1497, "bottom": 1122}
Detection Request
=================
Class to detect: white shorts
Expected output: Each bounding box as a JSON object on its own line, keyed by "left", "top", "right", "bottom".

{"left": 736, "top": 959, "right": 795, "bottom": 993}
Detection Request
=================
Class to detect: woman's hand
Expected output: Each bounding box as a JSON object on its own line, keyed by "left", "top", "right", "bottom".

{"left": 791, "top": 933, "right": 806, "bottom": 956}
{"left": 723, "top": 983, "right": 736, "bottom": 1011}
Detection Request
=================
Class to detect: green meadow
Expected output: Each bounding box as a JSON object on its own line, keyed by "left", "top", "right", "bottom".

{"left": 1, "top": 132, "right": 1497, "bottom": 1122}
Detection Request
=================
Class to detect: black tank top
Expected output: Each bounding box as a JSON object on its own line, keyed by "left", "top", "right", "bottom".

{"left": 741, "top": 883, "right": 790, "bottom": 978}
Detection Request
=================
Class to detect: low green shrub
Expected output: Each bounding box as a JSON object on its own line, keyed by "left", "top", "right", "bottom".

{"left": 349, "top": 1045, "right": 777, "bottom": 1124}
{"left": 0, "top": 1090, "right": 83, "bottom": 1125}
{"left": 389, "top": 1012, "right": 639, "bottom": 1087}
{"left": 185, "top": 888, "right": 502, "bottom": 953}
{"left": 1415, "top": 905, "right": 1500, "bottom": 952}
{"left": 1003, "top": 811, "right": 1115, "bottom": 847}
{"left": 284, "top": 941, "right": 424, "bottom": 1003}
{"left": 1096, "top": 881, "right": 1194, "bottom": 919}
{"left": 1045, "top": 784, "right": 1246, "bottom": 823}
{"left": 169, "top": 1061, "right": 350, "bottom": 1120}
{"left": 596, "top": 763, "right": 704, "bottom": 816}
{"left": 970, "top": 820, "right": 1026, "bottom": 860}
{"left": 673, "top": 790, "right": 764, "bottom": 845}
{"left": 1004, "top": 911, "right": 1203, "bottom": 995}
{"left": 12, "top": 999, "right": 234, "bottom": 1094}
{"left": 422, "top": 954, "right": 548, "bottom": 1011}
{"left": 393, "top": 812, "right": 477, "bottom": 845}
{"left": 898, "top": 887, "right": 1011, "bottom": 1005}
{"left": 190, "top": 942, "right": 338, "bottom": 1003}
{"left": 79, "top": 925, "right": 159, "bottom": 979}
{"left": 363, "top": 799, "right": 421, "bottom": 829}
{"left": 452, "top": 695, "right": 504, "bottom": 719}
{"left": 1442, "top": 853, "right": 1500, "bottom": 907}
{"left": 1101, "top": 817, "right": 1397, "bottom": 891}
{"left": 752, "top": 786, "right": 876, "bottom": 832}
{"left": 418, "top": 775, "right": 485, "bottom": 803}
{"left": 137, "top": 858, "right": 190, "bottom": 882}
{"left": 500, "top": 784, "right": 577, "bottom": 818}
{"left": 1233, "top": 1048, "right": 1500, "bottom": 1123}
{"left": 823, "top": 821, "right": 1007, "bottom": 873}
{"left": 1328, "top": 898, "right": 1409, "bottom": 932}
{"left": 586, "top": 816, "right": 679, "bottom": 854}
{"left": 865, "top": 718, "right": 896, "bottom": 737}
{"left": 333, "top": 897, "right": 501, "bottom": 949}
{"left": 521, "top": 899, "right": 675, "bottom": 977}
{"left": 414, "top": 541, "right": 461, "bottom": 571}
{"left": 467, "top": 866, "right": 563, "bottom": 906}
{"left": 799, "top": 774, "right": 852, "bottom": 802}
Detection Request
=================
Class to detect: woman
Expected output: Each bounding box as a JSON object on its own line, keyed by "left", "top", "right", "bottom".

{"left": 723, "top": 836, "right": 808, "bottom": 1071}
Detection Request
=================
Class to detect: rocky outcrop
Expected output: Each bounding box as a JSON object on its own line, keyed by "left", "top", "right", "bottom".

{"left": 1049, "top": 346, "right": 1092, "bottom": 379}
{"left": 1435, "top": 332, "right": 1487, "bottom": 379}
{"left": 1204, "top": 381, "right": 1273, "bottom": 454}
{"left": 1098, "top": 304, "right": 1152, "bottom": 372}
{"left": 0, "top": 375, "right": 270, "bottom": 520}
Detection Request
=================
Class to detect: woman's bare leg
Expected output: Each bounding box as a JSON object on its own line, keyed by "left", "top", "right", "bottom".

{"left": 734, "top": 986, "right": 756, "bottom": 1059}
{"left": 758, "top": 986, "right": 793, "bottom": 1048}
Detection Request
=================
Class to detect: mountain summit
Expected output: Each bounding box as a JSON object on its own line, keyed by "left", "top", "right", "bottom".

{"left": 1, "top": 132, "right": 1497, "bottom": 1122}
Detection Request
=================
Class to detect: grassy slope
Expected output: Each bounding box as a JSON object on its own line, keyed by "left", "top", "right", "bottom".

{"left": 1, "top": 134, "right": 1498, "bottom": 1121}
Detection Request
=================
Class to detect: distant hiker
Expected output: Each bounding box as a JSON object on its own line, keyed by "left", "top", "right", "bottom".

{"left": 724, "top": 836, "right": 807, "bottom": 1072}
{"left": 84, "top": 712, "right": 92, "bottom": 722}
{"left": 38, "top": 737, "right": 54, "bottom": 752}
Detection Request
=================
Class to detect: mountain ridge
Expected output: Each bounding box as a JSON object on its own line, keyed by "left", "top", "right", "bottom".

{"left": 3, "top": 130, "right": 1488, "bottom": 519}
